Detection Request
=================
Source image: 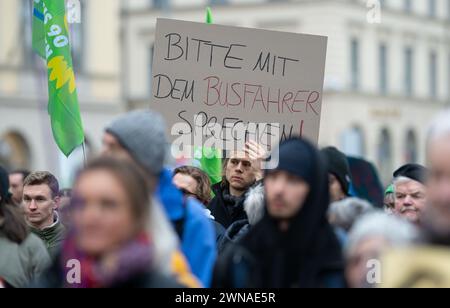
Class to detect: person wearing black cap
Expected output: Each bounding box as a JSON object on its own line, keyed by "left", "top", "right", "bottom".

{"left": 214, "top": 138, "right": 344, "bottom": 288}
{"left": 392, "top": 163, "right": 428, "bottom": 225}
{"left": 321, "top": 147, "right": 352, "bottom": 202}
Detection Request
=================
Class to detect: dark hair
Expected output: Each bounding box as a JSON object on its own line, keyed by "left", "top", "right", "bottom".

{"left": 75, "top": 158, "right": 151, "bottom": 228}
{"left": 174, "top": 166, "right": 212, "bottom": 205}
{"left": 24, "top": 171, "right": 60, "bottom": 199}
{"left": 0, "top": 204, "right": 29, "bottom": 244}
{"left": 10, "top": 170, "right": 31, "bottom": 182}
{"left": 0, "top": 167, "right": 29, "bottom": 244}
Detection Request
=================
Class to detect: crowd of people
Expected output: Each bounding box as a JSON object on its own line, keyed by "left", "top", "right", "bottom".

{"left": 1, "top": 108, "right": 450, "bottom": 288}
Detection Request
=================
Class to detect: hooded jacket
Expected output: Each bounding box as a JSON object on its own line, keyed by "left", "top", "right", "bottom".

{"left": 156, "top": 168, "right": 217, "bottom": 287}
{"left": 214, "top": 138, "right": 345, "bottom": 288}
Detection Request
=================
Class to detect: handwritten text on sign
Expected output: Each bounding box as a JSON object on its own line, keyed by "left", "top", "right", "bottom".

{"left": 151, "top": 19, "right": 327, "bottom": 150}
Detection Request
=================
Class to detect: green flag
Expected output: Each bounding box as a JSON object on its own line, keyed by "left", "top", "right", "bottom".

{"left": 33, "top": 0, "right": 84, "bottom": 157}
{"left": 194, "top": 147, "right": 222, "bottom": 185}
{"left": 206, "top": 7, "right": 213, "bottom": 24}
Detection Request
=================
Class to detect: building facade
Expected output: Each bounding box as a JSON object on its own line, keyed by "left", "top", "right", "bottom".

{"left": 123, "top": 0, "right": 450, "bottom": 182}
{"left": 0, "top": 0, "right": 124, "bottom": 185}
{"left": 1, "top": 0, "right": 449, "bottom": 184}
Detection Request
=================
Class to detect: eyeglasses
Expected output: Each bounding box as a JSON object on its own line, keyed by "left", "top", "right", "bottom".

{"left": 178, "top": 188, "right": 208, "bottom": 205}
{"left": 179, "top": 188, "right": 198, "bottom": 199}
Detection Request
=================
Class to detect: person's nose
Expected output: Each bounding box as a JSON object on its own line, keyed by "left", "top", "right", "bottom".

{"left": 29, "top": 200, "right": 38, "bottom": 211}
{"left": 81, "top": 203, "right": 102, "bottom": 224}
{"left": 272, "top": 179, "right": 285, "bottom": 194}
{"left": 235, "top": 162, "right": 244, "bottom": 173}
{"left": 403, "top": 195, "right": 414, "bottom": 206}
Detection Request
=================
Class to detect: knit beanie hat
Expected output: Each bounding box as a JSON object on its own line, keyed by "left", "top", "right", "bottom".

{"left": 105, "top": 110, "right": 168, "bottom": 176}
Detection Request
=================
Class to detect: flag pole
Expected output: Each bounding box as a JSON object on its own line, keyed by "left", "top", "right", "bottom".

{"left": 81, "top": 140, "right": 87, "bottom": 166}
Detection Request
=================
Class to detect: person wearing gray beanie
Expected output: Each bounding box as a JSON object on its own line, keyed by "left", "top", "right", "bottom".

{"left": 101, "top": 110, "right": 217, "bottom": 287}
{"left": 104, "top": 110, "right": 168, "bottom": 176}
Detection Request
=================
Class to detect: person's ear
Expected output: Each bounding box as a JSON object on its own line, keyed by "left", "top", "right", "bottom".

{"left": 53, "top": 196, "right": 61, "bottom": 210}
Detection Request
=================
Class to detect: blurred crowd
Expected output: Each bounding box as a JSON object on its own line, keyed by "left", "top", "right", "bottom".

{"left": 1, "top": 108, "right": 450, "bottom": 288}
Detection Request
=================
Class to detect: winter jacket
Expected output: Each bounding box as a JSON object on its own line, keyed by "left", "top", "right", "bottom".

{"left": 208, "top": 183, "right": 249, "bottom": 229}
{"left": 156, "top": 168, "right": 217, "bottom": 287}
{"left": 217, "top": 220, "right": 250, "bottom": 253}
{"left": 0, "top": 231, "right": 50, "bottom": 288}
{"left": 213, "top": 139, "right": 345, "bottom": 288}
{"left": 29, "top": 214, "right": 66, "bottom": 259}
{"left": 217, "top": 183, "right": 265, "bottom": 254}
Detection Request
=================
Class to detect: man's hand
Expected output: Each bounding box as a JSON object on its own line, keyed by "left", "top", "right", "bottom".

{"left": 244, "top": 140, "right": 268, "bottom": 181}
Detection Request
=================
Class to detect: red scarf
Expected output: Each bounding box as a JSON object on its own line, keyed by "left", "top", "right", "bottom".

{"left": 61, "top": 232, "right": 153, "bottom": 288}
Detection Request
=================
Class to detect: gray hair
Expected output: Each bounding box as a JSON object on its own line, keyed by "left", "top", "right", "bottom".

{"left": 328, "top": 197, "right": 374, "bottom": 231}
{"left": 244, "top": 183, "right": 265, "bottom": 225}
{"left": 392, "top": 176, "right": 416, "bottom": 193}
{"left": 427, "top": 109, "right": 450, "bottom": 146}
{"left": 345, "top": 211, "right": 420, "bottom": 257}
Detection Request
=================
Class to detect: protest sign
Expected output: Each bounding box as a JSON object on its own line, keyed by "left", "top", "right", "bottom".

{"left": 151, "top": 18, "right": 327, "bottom": 157}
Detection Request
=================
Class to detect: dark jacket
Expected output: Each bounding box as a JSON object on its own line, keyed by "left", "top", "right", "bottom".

{"left": 217, "top": 183, "right": 265, "bottom": 253}
{"left": 213, "top": 139, "right": 345, "bottom": 288}
{"left": 213, "top": 220, "right": 226, "bottom": 244}
{"left": 208, "top": 183, "right": 249, "bottom": 229}
{"left": 217, "top": 219, "right": 250, "bottom": 253}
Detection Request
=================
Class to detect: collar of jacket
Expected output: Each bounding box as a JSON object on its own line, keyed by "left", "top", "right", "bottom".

{"left": 29, "top": 212, "right": 62, "bottom": 238}
{"left": 212, "top": 182, "right": 225, "bottom": 197}
{"left": 212, "top": 180, "right": 262, "bottom": 201}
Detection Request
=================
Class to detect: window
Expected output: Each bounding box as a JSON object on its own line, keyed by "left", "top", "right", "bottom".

{"left": 405, "top": 130, "right": 418, "bottom": 163}
{"left": 152, "top": 0, "right": 170, "bottom": 10}
{"left": 404, "top": 47, "right": 414, "bottom": 97}
{"left": 210, "top": 0, "right": 228, "bottom": 5}
{"left": 350, "top": 38, "right": 360, "bottom": 91}
{"left": 340, "top": 126, "right": 365, "bottom": 158}
{"left": 21, "top": 0, "right": 35, "bottom": 67}
{"left": 448, "top": 0, "right": 450, "bottom": 19}
{"left": 69, "top": 0, "right": 84, "bottom": 72}
{"left": 0, "top": 131, "right": 31, "bottom": 170}
{"left": 379, "top": 43, "right": 388, "bottom": 95}
{"left": 377, "top": 128, "right": 393, "bottom": 184}
{"left": 429, "top": 0, "right": 437, "bottom": 17}
{"left": 429, "top": 51, "right": 438, "bottom": 100}
{"left": 404, "top": 0, "right": 412, "bottom": 13}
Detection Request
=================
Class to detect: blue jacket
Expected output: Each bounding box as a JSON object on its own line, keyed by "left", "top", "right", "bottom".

{"left": 156, "top": 169, "right": 217, "bottom": 287}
